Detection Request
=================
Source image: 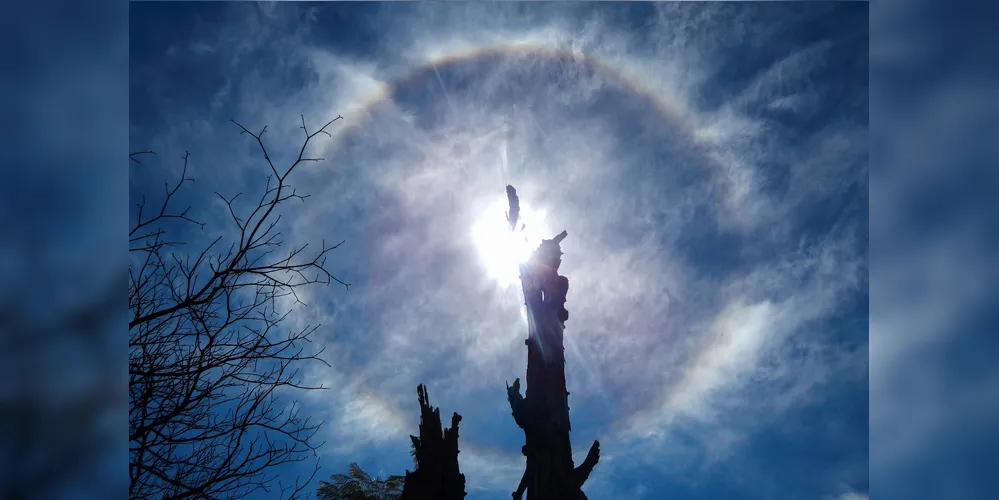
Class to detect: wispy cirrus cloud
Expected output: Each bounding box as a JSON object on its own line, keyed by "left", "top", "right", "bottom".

{"left": 130, "top": 3, "right": 868, "bottom": 499}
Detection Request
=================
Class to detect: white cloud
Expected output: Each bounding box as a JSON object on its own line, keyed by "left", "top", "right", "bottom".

{"left": 832, "top": 492, "right": 869, "bottom": 500}
{"left": 460, "top": 446, "right": 525, "bottom": 493}
{"left": 132, "top": 3, "right": 868, "bottom": 497}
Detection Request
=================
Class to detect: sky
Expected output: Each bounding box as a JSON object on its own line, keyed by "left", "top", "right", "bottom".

{"left": 129, "top": 2, "right": 870, "bottom": 500}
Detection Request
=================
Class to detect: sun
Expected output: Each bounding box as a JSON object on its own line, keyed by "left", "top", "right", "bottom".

{"left": 471, "top": 197, "right": 551, "bottom": 286}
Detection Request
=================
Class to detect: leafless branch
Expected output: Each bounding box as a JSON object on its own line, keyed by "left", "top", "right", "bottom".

{"left": 129, "top": 116, "right": 347, "bottom": 500}
{"left": 130, "top": 150, "right": 158, "bottom": 163}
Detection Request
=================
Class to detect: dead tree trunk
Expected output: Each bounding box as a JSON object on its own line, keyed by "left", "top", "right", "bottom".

{"left": 400, "top": 384, "right": 467, "bottom": 500}
{"left": 505, "top": 186, "right": 600, "bottom": 500}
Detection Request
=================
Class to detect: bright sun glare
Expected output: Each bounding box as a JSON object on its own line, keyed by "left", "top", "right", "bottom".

{"left": 471, "top": 198, "right": 551, "bottom": 286}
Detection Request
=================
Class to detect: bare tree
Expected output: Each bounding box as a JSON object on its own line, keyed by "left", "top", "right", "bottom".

{"left": 129, "top": 115, "right": 346, "bottom": 500}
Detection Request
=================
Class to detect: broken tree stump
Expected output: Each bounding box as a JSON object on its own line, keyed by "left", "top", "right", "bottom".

{"left": 400, "top": 384, "right": 467, "bottom": 500}
{"left": 504, "top": 185, "right": 600, "bottom": 500}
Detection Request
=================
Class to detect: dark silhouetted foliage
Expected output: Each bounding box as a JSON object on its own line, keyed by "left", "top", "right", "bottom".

{"left": 317, "top": 463, "right": 404, "bottom": 500}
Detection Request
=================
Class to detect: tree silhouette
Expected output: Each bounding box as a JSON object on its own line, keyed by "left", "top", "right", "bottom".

{"left": 316, "top": 463, "right": 405, "bottom": 500}
{"left": 129, "top": 115, "right": 346, "bottom": 499}
{"left": 399, "top": 384, "right": 466, "bottom": 500}
{"left": 504, "top": 186, "right": 599, "bottom": 500}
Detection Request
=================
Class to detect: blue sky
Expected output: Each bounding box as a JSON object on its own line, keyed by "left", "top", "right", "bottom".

{"left": 129, "top": 3, "right": 868, "bottom": 499}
